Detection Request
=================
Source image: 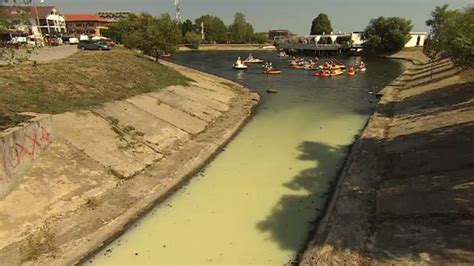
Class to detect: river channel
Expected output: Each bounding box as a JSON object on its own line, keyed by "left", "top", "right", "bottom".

{"left": 87, "top": 51, "right": 404, "bottom": 265}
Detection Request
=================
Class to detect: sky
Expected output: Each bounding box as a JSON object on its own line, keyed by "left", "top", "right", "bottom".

{"left": 40, "top": 0, "right": 472, "bottom": 34}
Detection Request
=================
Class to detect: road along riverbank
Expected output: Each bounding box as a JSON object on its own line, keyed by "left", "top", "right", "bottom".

{"left": 0, "top": 59, "right": 259, "bottom": 265}
{"left": 300, "top": 57, "right": 474, "bottom": 264}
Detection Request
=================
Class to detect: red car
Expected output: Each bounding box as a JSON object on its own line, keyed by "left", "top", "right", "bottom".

{"left": 103, "top": 38, "right": 115, "bottom": 47}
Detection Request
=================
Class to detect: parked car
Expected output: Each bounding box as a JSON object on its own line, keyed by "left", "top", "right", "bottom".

{"left": 68, "top": 37, "right": 79, "bottom": 44}
{"left": 103, "top": 38, "right": 116, "bottom": 47}
{"left": 91, "top": 36, "right": 116, "bottom": 47}
{"left": 77, "top": 40, "right": 111, "bottom": 51}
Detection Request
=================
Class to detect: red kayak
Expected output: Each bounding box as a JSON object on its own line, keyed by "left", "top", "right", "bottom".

{"left": 314, "top": 71, "right": 329, "bottom": 77}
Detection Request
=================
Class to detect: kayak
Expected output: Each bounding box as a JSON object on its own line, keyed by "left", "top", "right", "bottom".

{"left": 263, "top": 70, "right": 282, "bottom": 75}
{"left": 233, "top": 63, "right": 248, "bottom": 70}
{"left": 244, "top": 58, "right": 264, "bottom": 63}
{"left": 348, "top": 71, "right": 356, "bottom": 76}
{"left": 289, "top": 65, "right": 305, "bottom": 69}
{"left": 244, "top": 54, "right": 264, "bottom": 63}
{"left": 314, "top": 72, "right": 329, "bottom": 77}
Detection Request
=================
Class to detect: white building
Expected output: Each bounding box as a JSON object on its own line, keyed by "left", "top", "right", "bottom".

{"left": 405, "top": 32, "right": 427, "bottom": 48}
{"left": 1, "top": 5, "right": 67, "bottom": 37}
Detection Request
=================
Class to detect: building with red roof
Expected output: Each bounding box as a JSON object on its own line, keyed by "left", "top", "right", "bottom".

{"left": 1, "top": 5, "right": 67, "bottom": 36}
{"left": 64, "top": 14, "right": 110, "bottom": 36}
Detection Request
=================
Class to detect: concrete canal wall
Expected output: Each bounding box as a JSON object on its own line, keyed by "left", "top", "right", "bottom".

{"left": 0, "top": 60, "right": 259, "bottom": 265}
{"left": 300, "top": 58, "right": 474, "bottom": 264}
{"left": 0, "top": 115, "right": 52, "bottom": 199}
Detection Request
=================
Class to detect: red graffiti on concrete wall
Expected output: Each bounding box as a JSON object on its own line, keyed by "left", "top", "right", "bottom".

{"left": 0, "top": 126, "right": 52, "bottom": 181}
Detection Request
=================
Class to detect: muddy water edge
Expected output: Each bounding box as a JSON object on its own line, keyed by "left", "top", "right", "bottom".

{"left": 86, "top": 51, "right": 405, "bottom": 265}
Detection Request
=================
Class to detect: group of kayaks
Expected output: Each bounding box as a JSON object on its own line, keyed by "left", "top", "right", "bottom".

{"left": 233, "top": 53, "right": 367, "bottom": 76}
{"left": 289, "top": 57, "right": 367, "bottom": 77}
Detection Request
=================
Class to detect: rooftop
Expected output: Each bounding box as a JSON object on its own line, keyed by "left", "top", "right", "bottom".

{"left": 0, "top": 5, "right": 58, "bottom": 19}
{"left": 64, "top": 14, "right": 109, "bottom": 23}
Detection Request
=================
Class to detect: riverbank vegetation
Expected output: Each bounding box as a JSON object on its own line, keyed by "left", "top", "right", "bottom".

{"left": 363, "top": 17, "right": 413, "bottom": 53}
{"left": 102, "top": 13, "right": 182, "bottom": 60}
{"left": 425, "top": 4, "right": 474, "bottom": 67}
{"left": 104, "top": 11, "right": 269, "bottom": 52}
{"left": 0, "top": 47, "right": 189, "bottom": 115}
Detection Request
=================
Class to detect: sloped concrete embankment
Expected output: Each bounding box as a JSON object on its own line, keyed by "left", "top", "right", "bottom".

{"left": 300, "top": 58, "right": 474, "bottom": 265}
{"left": 0, "top": 60, "right": 259, "bottom": 265}
{"left": 0, "top": 115, "right": 52, "bottom": 199}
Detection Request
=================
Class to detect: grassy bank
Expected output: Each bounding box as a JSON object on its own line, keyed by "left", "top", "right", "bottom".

{"left": 0, "top": 48, "right": 190, "bottom": 117}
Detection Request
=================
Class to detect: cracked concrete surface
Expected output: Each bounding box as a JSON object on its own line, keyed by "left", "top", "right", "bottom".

{"left": 0, "top": 59, "right": 259, "bottom": 265}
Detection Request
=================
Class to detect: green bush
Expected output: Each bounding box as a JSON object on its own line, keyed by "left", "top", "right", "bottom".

{"left": 363, "top": 16, "right": 413, "bottom": 53}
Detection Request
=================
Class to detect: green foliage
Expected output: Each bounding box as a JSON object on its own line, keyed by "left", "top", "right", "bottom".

{"left": 181, "top": 19, "right": 197, "bottom": 37}
{"left": 310, "top": 13, "right": 333, "bottom": 35}
{"left": 184, "top": 31, "right": 201, "bottom": 49}
{"left": 425, "top": 5, "right": 474, "bottom": 67}
{"left": 229, "top": 12, "right": 254, "bottom": 43}
{"left": 1, "top": 1, "right": 35, "bottom": 65}
{"left": 104, "top": 13, "right": 181, "bottom": 59}
{"left": 252, "top": 32, "right": 268, "bottom": 44}
{"left": 194, "top": 15, "right": 227, "bottom": 43}
{"left": 363, "top": 16, "right": 413, "bottom": 53}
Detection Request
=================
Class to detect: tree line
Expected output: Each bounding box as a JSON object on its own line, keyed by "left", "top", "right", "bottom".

{"left": 308, "top": 12, "right": 413, "bottom": 53}
{"left": 309, "top": 6, "right": 473, "bottom": 67}
{"left": 102, "top": 11, "right": 269, "bottom": 58}
{"left": 425, "top": 5, "right": 473, "bottom": 67}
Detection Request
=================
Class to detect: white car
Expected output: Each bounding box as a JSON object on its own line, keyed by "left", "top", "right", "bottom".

{"left": 69, "top": 37, "right": 79, "bottom": 44}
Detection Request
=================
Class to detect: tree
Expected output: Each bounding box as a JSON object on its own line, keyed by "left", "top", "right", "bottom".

{"left": 252, "top": 32, "right": 268, "bottom": 44}
{"left": 184, "top": 31, "right": 201, "bottom": 49}
{"left": 181, "top": 19, "right": 197, "bottom": 37}
{"left": 229, "top": 12, "right": 254, "bottom": 43}
{"left": 1, "top": 0, "right": 35, "bottom": 65}
{"left": 194, "top": 15, "right": 227, "bottom": 43}
{"left": 425, "top": 5, "right": 473, "bottom": 67}
{"left": 363, "top": 16, "right": 413, "bottom": 53}
{"left": 102, "top": 14, "right": 143, "bottom": 44}
{"left": 111, "top": 13, "right": 181, "bottom": 61}
{"left": 310, "top": 13, "right": 333, "bottom": 35}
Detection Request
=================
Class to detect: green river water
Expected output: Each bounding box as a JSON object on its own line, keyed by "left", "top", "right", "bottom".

{"left": 87, "top": 51, "right": 404, "bottom": 265}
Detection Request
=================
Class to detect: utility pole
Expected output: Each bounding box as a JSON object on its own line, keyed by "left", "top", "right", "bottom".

{"left": 174, "top": 0, "right": 181, "bottom": 22}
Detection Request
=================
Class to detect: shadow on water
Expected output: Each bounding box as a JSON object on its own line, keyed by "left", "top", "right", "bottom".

{"left": 256, "top": 141, "right": 348, "bottom": 252}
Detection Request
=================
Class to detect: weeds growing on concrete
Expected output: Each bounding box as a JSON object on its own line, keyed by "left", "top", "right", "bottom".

{"left": 85, "top": 196, "right": 101, "bottom": 210}
{"left": 20, "top": 221, "right": 56, "bottom": 262}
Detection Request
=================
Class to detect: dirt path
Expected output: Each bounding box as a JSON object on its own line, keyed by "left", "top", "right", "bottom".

{"left": 29, "top": 45, "right": 78, "bottom": 63}
{"left": 0, "top": 60, "right": 259, "bottom": 265}
{"left": 300, "top": 59, "right": 474, "bottom": 265}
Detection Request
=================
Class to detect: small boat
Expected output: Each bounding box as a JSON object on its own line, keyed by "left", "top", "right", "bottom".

{"left": 278, "top": 51, "right": 288, "bottom": 57}
{"left": 244, "top": 53, "right": 264, "bottom": 63}
{"left": 330, "top": 69, "right": 344, "bottom": 76}
{"left": 358, "top": 61, "right": 367, "bottom": 72}
{"left": 233, "top": 57, "right": 248, "bottom": 70}
{"left": 233, "top": 63, "right": 248, "bottom": 70}
{"left": 289, "top": 65, "right": 305, "bottom": 69}
{"left": 266, "top": 89, "right": 278, "bottom": 93}
{"left": 348, "top": 67, "right": 356, "bottom": 76}
{"left": 314, "top": 71, "right": 330, "bottom": 77}
{"left": 263, "top": 69, "right": 282, "bottom": 75}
